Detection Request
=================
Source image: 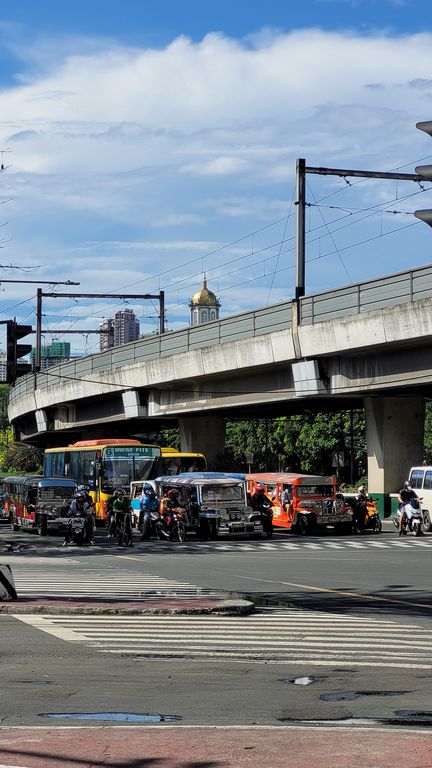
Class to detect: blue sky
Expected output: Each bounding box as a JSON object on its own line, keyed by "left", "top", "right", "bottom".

{"left": 1, "top": 0, "right": 432, "bottom": 353}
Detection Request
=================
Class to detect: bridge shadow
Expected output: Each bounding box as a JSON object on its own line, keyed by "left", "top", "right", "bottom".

{"left": 242, "top": 585, "right": 432, "bottom": 621}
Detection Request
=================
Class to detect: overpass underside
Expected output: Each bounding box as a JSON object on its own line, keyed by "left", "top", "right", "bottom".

{"left": 8, "top": 285, "right": 432, "bottom": 512}
{"left": 9, "top": 343, "right": 432, "bottom": 447}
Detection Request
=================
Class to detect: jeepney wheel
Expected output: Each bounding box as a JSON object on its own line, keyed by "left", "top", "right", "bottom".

{"left": 209, "top": 521, "right": 218, "bottom": 540}
{"left": 198, "top": 520, "right": 210, "bottom": 541}
{"left": 37, "top": 515, "right": 48, "bottom": 536}
{"left": 10, "top": 515, "right": 20, "bottom": 532}
{"left": 336, "top": 521, "right": 353, "bottom": 535}
{"left": 298, "top": 514, "right": 309, "bottom": 536}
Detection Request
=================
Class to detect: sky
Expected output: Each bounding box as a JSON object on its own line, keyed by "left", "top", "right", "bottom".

{"left": 1, "top": 0, "right": 432, "bottom": 354}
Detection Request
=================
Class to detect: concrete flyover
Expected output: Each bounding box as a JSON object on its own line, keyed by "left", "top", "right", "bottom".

{"left": 8, "top": 263, "right": 432, "bottom": 511}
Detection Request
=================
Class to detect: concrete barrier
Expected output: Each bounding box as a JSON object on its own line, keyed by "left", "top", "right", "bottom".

{"left": 0, "top": 564, "right": 18, "bottom": 600}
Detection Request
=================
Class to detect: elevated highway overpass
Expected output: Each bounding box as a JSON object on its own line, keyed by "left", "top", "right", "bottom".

{"left": 8, "top": 263, "right": 432, "bottom": 513}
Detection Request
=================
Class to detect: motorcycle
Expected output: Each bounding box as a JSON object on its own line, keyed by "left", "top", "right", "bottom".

{"left": 155, "top": 510, "right": 186, "bottom": 542}
{"left": 258, "top": 504, "right": 273, "bottom": 538}
{"left": 69, "top": 514, "right": 88, "bottom": 546}
{"left": 251, "top": 497, "right": 274, "bottom": 538}
{"left": 140, "top": 507, "right": 160, "bottom": 540}
{"left": 393, "top": 498, "right": 423, "bottom": 536}
{"left": 351, "top": 497, "right": 382, "bottom": 534}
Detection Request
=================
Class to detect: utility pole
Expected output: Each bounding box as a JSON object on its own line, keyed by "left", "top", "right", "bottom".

{"left": 295, "top": 160, "right": 426, "bottom": 300}
{"left": 35, "top": 290, "right": 165, "bottom": 373}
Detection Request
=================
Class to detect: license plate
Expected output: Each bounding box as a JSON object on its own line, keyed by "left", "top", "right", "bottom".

{"left": 230, "top": 522, "right": 244, "bottom": 530}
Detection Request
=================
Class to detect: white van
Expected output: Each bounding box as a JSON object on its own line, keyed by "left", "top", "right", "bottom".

{"left": 407, "top": 467, "right": 432, "bottom": 531}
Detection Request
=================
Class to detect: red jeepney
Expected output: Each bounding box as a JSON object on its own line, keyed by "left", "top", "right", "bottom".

{"left": 246, "top": 472, "right": 352, "bottom": 534}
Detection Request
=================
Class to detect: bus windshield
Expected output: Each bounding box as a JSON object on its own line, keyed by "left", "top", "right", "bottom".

{"left": 161, "top": 455, "right": 207, "bottom": 475}
{"left": 101, "top": 447, "right": 158, "bottom": 491}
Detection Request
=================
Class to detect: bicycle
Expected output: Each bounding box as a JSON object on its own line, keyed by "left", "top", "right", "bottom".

{"left": 117, "top": 511, "right": 133, "bottom": 547}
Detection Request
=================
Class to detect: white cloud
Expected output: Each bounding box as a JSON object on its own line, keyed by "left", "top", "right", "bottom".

{"left": 1, "top": 26, "right": 432, "bottom": 350}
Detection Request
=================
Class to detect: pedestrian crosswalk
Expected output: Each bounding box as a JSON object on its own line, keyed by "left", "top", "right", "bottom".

{"left": 108, "top": 536, "right": 432, "bottom": 553}
{"left": 15, "top": 607, "right": 432, "bottom": 669}
{"left": 12, "top": 567, "right": 223, "bottom": 600}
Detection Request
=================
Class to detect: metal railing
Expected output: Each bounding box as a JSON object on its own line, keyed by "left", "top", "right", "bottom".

{"left": 9, "top": 262, "right": 432, "bottom": 404}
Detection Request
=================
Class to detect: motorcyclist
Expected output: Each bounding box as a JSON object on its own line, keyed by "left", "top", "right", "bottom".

{"left": 160, "top": 488, "right": 182, "bottom": 534}
{"left": 107, "top": 489, "right": 121, "bottom": 537}
{"left": 139, "top": 485, "right": 159, "bottom": 539}
{"left": 397, "top": 481, "right": 420, "bottom": 535}
{"left": 251, "top": 483, "right": 273, "bottom": 533}
{"left": 77, "top": 484, "right": 96, "bottom": 543}
{"left": 63, "top": 491, "right": 92, "bottom": 546}
{"left": 112, "top": 489, "right": 133, "bottom": 545}
{"left": 352, "top": 485, "right": 368, "bottom": 533}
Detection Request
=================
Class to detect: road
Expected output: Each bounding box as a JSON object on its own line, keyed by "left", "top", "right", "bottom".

{"left": 1, "top": 522, "right": 432, "bottom": 766}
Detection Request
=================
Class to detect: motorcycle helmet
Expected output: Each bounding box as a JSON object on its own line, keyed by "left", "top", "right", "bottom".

{"left": 75, "top": 491, "right": 85, "bottom": 500}
{"left": 255, "top": 484, "right": 265, "bottom": 492}
{"left": 357, "top": 486, "right": 366, "bottom": 494}
{"left": 167, "top": 489, "right": 178, "bottom": 499}
{"left": 404, "top": 480, "right": 411, "bottom": 489}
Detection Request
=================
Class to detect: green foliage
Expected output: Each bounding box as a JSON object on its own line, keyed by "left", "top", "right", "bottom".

{"left": 1, "top": 441, "right": 43, "bottom": 474}
{"left": 225, "top": 410, "right": 367, "bottom": 481}
{"left": 424, "top": 403, "right": 432, "bottom": 464}
{"left": 0, "top": 426, "right": 13, "bottom": 470}
{"left": 160, "top": 428, "right": 181, "bottom": 451}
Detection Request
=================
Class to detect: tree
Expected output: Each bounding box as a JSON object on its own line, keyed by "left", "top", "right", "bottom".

{"left": 2, "top": 441, "right": 43, "bottom": 473}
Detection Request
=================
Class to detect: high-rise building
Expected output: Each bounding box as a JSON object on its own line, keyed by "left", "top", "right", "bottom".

{"left": 30, "top": 341, "right": 71, "bottom": 370}
{"left": 189, "top": 277, "right": 221, "bottom": 326}
{"left": 0, "top": 352, "right": 6, "bottom": 382}
{"left": 113, "top": 309, "right": 140, "bottom": 346}
{"left": 99, "top": 318, "right": 115, "bottom": 352}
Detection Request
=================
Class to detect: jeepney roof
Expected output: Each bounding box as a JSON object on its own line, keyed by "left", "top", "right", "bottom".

{"left": 155, "top": 473, "right": 244, "bottom": 487}
{"left": 3, "top": 475, "right": 42, "bottom": 485}
{"left": 37, "top": 477, "right": 78, "bottom": 488}
{"left": 246, "top": 472, "right": 335, "bottom": 485}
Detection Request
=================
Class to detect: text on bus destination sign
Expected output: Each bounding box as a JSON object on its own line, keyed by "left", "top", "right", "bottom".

{"left": 104, "top": 446, "right": 161, "bottom": 459}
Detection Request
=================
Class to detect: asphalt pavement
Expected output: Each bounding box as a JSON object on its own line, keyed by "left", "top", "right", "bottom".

{"left": 1, "top": 520, "right": 432, "bottom": 767}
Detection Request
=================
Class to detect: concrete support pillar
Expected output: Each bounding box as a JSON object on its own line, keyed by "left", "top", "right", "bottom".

{"left": 365, "top": 396, "right": 425, "bottom": 517}
{"left": 179, "top": 415, "right": 226, "bottom": 470}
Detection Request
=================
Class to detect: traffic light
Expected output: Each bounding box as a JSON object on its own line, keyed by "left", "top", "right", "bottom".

{"left": 6, "top": 319, "right": 33, "bottom": 384}
{"left": 414, "top": 121, "right": 432, "bottom": 226}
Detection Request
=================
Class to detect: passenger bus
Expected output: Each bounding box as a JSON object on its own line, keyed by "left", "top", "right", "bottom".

{"left": 43, "top": 439, "right": 161, "bottom": 522}
{"left": 159, "top": 447, "right": 207, "bottom": 475}
{"left": 246, "top": 472, "right": 352, "bottom": 535}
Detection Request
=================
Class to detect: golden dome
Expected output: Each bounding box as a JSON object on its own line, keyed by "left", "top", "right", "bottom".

{"left": 191, "top": 278, "right": 219, "bottom": 307}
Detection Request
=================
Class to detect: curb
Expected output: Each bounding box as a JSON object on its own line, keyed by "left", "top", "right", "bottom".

{"left": 0, "top": 598, "right": 255, "bottom": 617}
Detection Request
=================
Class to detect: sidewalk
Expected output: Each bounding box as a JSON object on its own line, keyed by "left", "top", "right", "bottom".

{"left": 0, "top": 725, "right": 430, "bottom": 767}
{"left": 0, "top": 594, "right": 254, "bottom": 615}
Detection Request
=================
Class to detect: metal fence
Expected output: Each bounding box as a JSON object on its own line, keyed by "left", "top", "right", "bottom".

{"left": 9, "top": 262, "right": 432, "bottom": 404}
